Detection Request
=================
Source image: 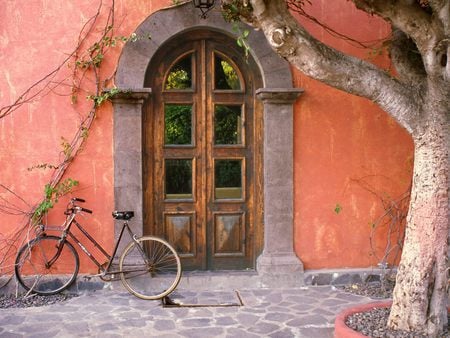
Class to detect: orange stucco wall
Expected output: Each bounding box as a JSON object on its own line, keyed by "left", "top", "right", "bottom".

{"left": 0, "top": 0, "right": 173, "bottom": 271}
{"left": 292, "top": 2, "right": 413, "bottom": 269}
{"left": 0, "top": 0, "right": 413, "bottom": 272}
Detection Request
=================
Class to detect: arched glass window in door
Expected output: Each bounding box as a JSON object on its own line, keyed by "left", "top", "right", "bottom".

{"left": 214, "top": 53, "right": 242, "bottom": 90}
{"left": 165, "top": 53, "right": 193, "bottom": 90}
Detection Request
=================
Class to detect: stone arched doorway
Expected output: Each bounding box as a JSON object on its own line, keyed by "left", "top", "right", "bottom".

{"left": 112, "top": 2, "right": 304, "bottom": 286}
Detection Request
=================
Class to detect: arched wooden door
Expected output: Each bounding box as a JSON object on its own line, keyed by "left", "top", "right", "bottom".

{"left": 144, "top": 30, "right": 263, "bottom": 270}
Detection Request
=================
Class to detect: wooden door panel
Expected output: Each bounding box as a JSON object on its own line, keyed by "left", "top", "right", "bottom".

{"left": 164, "top": 212, "right": 196, "bottom": 258}
{"left": 213, "top": 212, "right": 245, "bottom": 257}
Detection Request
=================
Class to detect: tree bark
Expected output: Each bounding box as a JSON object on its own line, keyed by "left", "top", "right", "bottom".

{"left": 223, "top": 0, "right": 450, "bottom": 335}
{"left": 387, "top": 85, "right": 450, "bottom": 336}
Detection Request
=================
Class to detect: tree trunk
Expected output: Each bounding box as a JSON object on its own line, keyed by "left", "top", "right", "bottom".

{"left": 387, "top": 100, "right": 449, "bottom": 337}
{"left": 228, "top": 0, "right": 450, "bottom": 335}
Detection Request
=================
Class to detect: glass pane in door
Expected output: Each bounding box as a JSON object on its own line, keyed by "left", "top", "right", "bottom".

{"left": 165, "top": 54, "right": 193, "bottom": 90}
{"left": 164, "top": 104, "right": 193, "bottom": 145}
{"left": 214, "top": 159, "right": 242, "bottom": 199}
{"left": 214, "top": 105, "right": 243, "bottom": 145}
{"left": 214, "top": 54, "right": 241, "bottom": 90}
{"left": 165, "top": 159, "right": 193, "bottom": 199}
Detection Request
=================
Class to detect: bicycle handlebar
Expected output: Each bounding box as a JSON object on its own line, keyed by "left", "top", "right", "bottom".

{"left": 65, "top": 198, "right": 93, "bottom": 215}
{"left": 80, "top": 207, "right": 93, "bottom": 214}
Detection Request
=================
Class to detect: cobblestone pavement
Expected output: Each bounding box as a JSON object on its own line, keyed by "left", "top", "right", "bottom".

{"left": 0, "top": 286, "right": 377, "bottom": 338}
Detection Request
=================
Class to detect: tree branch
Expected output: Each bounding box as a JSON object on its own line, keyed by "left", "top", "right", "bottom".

{"left": 352, "top": 0, "right": 434, "bottom": 55}
{"left": 390, "top": 27, "right": 427, "bottom": 84}
{"left": 426, "top": 1, "right": 449, "bottom": 81}
{"left": 352, "top": 0, "right": 450, "bottom": 80}
{"left": 243, "top": 0, "right": 421, "bottom": 133}
{"left": 428, "top": 1, "right": 450, "bottom": 31}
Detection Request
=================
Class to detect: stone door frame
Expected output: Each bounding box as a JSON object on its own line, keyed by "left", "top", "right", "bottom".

{"left": 112, "top": 3, "right": 304, "bottom": 286}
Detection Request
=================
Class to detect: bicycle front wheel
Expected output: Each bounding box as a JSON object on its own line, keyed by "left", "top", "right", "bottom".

{"left": 15, "top": 236, "right": 79, "bottom": 295}
{"left": 119, "top": 236, "right": 181, "bottom": 300}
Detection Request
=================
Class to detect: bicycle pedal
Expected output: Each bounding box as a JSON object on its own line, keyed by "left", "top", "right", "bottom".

{"left": 83, "top": 275, "right": 93, "bottom": 280}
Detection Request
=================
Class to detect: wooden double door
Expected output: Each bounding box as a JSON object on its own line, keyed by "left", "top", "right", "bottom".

{"left": 144, "top": 31, "right": 262, "bottom": 270}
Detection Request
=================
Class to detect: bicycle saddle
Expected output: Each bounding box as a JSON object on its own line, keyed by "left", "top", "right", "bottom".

{"left": 112, "top": 211, "right": 135, "bottom": 220}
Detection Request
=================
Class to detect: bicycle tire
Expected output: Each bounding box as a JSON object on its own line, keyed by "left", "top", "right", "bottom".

{"left": 119, "top": 236, "right": 181, "bottom": 300}
{"left": 15, "top": 235, "right": 79, "bottom": 295}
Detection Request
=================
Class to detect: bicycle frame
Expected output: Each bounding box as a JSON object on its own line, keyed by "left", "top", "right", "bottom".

{"left": 42, "top": 213, "right": 141, "bottom": 277}
{"left": 15, "top": 197, "right": 182, "bottom": 300}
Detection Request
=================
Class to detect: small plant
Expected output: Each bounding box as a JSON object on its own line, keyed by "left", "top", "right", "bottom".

{"left": 60, "top": 137, "right": 72, "bottom": 158}
{"left": 334, "top": 203, "right": 343, "bottom": 214}
{"left": 32, "top": 178, "right": 79, "bottom": 221}
{"left": 222, "top": 0, "right": 253, "bottom": 22}
{"left": 222, "top": 1, "right": 252, "bottom": 57}
{"left": 234, "top": 25, "right": 251, "bottom": 57}
{"left": 87, "top": 87, "right": 121, "bottom": 107}
{"left": 75, "top": 32, "right": 147, "bottom": 70}
{"left": 27, "top": 163, "right": 58, "bottom": 171}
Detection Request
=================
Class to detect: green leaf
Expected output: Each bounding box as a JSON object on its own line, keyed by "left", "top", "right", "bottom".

{"left": 334, "top": 204, "right": 342, "bottom": 214}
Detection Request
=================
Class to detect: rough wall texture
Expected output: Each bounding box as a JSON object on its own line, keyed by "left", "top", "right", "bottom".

{"left": 0, "top": 0, "right": 413, "bottom": 272}
{"left": 292, "top": 1, "right": 413, "bottom": 268}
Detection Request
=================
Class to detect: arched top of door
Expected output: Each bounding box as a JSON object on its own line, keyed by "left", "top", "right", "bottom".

{"left": 115, "top": 2, "right": 293, "bottom": 90}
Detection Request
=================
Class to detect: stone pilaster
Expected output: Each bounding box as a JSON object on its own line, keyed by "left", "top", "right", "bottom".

{"left": 256, "top": 88, "right": 305, "bottom": 287}
{"left": 111, "top": 88, "right": 151, "bottom": 249}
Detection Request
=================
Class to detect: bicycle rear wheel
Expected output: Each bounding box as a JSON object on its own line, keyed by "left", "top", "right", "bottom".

{"left": 119, "top": 236, "right": 181, "bottom": 300}
{"left": 15, "top": 236, "right": 79, "bottom": 295}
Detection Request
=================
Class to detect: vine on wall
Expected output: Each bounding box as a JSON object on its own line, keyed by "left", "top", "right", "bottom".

{"left": 355, "top": 176, "right": 410, "bottom": 293}
{"left": 0, "top": 0, "right": 141, "bottom": 286}
{"left": 348, "top": 176, "right": 409, "bottom": 268}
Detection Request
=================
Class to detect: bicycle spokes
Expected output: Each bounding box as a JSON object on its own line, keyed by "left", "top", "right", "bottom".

{"left": 15, "top": 236, "right": 79, "bottom": 295}
{"left": 119, "top": 236, "right": 181, "bottom": 300}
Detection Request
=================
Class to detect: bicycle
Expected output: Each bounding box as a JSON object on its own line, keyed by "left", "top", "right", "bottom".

{"left": 14, "top": 198, "right": 182, "bottom": 300}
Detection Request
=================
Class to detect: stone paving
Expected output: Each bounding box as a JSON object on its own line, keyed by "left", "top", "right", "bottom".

{"left": 0, "top": 286, "right": 378, "bottom": 338}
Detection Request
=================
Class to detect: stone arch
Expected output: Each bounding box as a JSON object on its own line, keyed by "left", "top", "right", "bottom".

{"left": 115, "top": 3, "right": 291, "bottom": 89}
{"left": 113, "top": 2, "right": 304, "bottom": 286}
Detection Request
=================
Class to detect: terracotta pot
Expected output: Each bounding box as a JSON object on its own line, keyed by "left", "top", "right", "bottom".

{"left": 334, "top": 301, "right": 392, "bottom": 338}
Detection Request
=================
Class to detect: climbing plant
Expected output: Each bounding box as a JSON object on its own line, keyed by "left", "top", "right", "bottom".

{"left": 0, "top": 0, "right": 145, "bottom": 287}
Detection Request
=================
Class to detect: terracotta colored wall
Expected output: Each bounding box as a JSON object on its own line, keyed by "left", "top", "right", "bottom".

{"left": 0, "top": 0, "right": 413, "bottom": 272}
{"left": 291, "top": 2, "right": 414, "bottom": 269}
{"left": 0, "top": 0, "right": 172, "bottom": 272}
